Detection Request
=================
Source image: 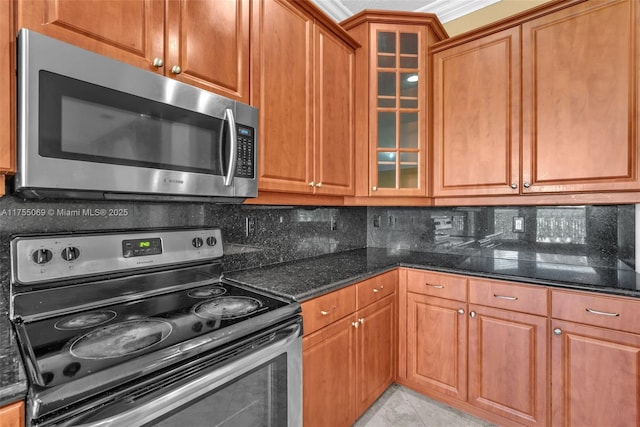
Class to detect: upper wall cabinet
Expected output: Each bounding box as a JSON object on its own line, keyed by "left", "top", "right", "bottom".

{"left": 432, "top": 27, "right": 520, "bottom": 197}
{"left": 342, "top": 12, "right": 448, "bottom": 199}
{"left": 521, "top": 0, "right": 639, "bottom": 194}
{"left": 0, "top": 0, "right": 15, "bottom": 192}
{"left": 17, "top": 0, "right": 250, "bottom": 102}
{"left": 251, "top": 0, "right": 357, "bottom": 196}
{"left": 433, "top": 0, "right": 639, "bottom": 199}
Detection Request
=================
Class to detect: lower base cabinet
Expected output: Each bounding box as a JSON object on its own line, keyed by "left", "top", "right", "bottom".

{"left": 302, "top": 271, "right": 396, "bottom": 426}
{"left": 400, "top": 269, "right": 548, "bottom": 427}
{"left": 551, "top": 290, "right": 640, "bottom": 427}
{"left": 0, "top": 401, "right": 24, "bottom": 427}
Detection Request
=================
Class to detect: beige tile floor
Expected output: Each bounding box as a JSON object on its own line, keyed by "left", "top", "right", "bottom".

{"left": 354, "top": 384, "right": 496, "bottom": 427}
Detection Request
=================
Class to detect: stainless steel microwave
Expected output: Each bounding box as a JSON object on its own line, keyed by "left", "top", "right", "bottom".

{"left": 15, "top": 29, "right": 258, "bottom": 202}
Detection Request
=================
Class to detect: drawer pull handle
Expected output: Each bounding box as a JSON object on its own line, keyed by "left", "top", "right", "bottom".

{"left": 373, "top": 289, "right": 379, "bottom": 293}
{"left": 320, "top": 310, "right": 329, "bottom": 316}
{"left": 586, "top": 308, "right": 620, "bottom": 317}
{"left": 494, "top": 294, "right": 518, "bottom": 301}
{"left": 426, "top": 284, "right": 444, "bottom": 289}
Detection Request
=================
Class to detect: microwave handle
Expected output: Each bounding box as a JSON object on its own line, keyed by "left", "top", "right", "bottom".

{"left": 222, "top": 108, "right": 238, "bottom": 186}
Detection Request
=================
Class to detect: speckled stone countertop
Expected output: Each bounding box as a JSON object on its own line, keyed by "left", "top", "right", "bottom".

{"left": 226, "top": 247, "right": 640, "bottom": 301}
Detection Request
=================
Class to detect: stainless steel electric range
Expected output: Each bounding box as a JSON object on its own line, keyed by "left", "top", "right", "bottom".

{"left": 9, "top": 228, "right": 302, "bottom": 426}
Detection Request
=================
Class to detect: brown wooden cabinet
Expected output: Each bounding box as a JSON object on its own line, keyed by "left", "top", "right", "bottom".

{"left": 468, "top": 277, "right": 548, "bottom": 426}
{"left": 17, "top": 0, "right": 250, "bottom": 102}
{"left": 551, "top": 290, "right": 640, "bottom": 427}
{"left": 252, "top": 0, "right": 356, "bottom": 197}
{"left": 301, "top": 270, "right": 396, "bottom": 425}
{"left": 400, "top": 270, "right": 549, "bottom": 426}
{"left": 432, "top": 27, "right": 520, "bottom": 197}
{"left": 354, "top": 272, "right": 397, "bottom": 417}
{"left": 432, "top": 0, "right": 640, "bottom": 203}
{"left": 0, "top": 401, "right": 24, "bottom": 427}
{"left": 342, "top": 12, "right": 447, "bottom": 200}
{"left": 401, "top": 269, "right": 468, "bottom": 400}
{"left": 0, "top": 0, "right": 15, "bottom": 192}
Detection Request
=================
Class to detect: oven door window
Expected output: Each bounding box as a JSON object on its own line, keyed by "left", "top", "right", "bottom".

{"left": 151, "top": 354, "right": 288, "bottom": 427}
{"left": 38, "top": 70, "right": 228, "bottom": 176}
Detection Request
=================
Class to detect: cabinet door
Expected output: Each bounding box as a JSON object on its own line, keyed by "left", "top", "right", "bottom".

{"left": 0, "top": 0, "right": 14, "bottom": 184}
{"left": 369, "top": 24, "right": 427, "bottom": 197}
{"left": 551, "top": 320, "right": 640, "bottom": 427}
{"left": 522, "top": 0, "right": 640, "bottom": 193}
{"left": 313, "top": 25, "right": 355, "bottom": 196}
{"left": 303, "top": 315, "right": 357, "bottom": 427}
{"left": 433, "top": 27, "right": 520, "bottom": 197}
{"left": 406, "top": 293, "right": 467, "bottom": 400}
{"left": 165, "top": 0, "right": 249, "bottom": 102}
{"left": 355, "top": 294, "right": 396, "bottom": 417}
{"left": 252, "top": 0, "right": 313, "bottom": 193}
{"left": 0, "top": 401, "right": 24, "bottom": 427}
{"left": 17, "top": 0, "right": 164, "bottom": 72}
{"left": 468, "top": 305, "right": 548, "bottom": 426}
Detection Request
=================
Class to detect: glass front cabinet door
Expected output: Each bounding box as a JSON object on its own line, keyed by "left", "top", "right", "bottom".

{"left": 343, "top": 15, "right": 447, "bottom": 199}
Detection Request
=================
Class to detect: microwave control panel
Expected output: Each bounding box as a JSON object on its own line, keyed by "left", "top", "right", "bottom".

{"left": 236, "top": 126, "right": 254, "bottom": 178}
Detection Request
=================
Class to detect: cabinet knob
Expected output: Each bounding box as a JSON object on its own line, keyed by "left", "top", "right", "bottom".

{"left": 372, "top": 288, "right": 379, "bottom": 293}
{"left": 152, "top": 57, "right": 164, "bottom": 67}
{"left": 316, "top": 182, "right": 323, "bottom": 188}
{"left": 171, "top": 65, "right": 182, "bottom": 74}
{"left": 320, "top": 310, "right": 329, "bottom": 316}
{"left": 352, "top": 321, "right": 359, "bottom": 329}
{"left": 553, "top": 328, "right": 562, "bottom": 336}
{"left": 359, "top": 318, "right": 365, "bottom": 324}
{"left": 372, "top": 186, "right": 377, "bottom": 192}
{"left": 457, "top": 309, "right": 465, "bottom": 315}
{"left": 510, "top": 183, "right": 517, "bottom": 189}
{"left": 309, "top": 181, "right": 315, "bottom": 187}
{"left": 469, "top": 311, "right": 476, "bottom": 318}
{"left": 523, "top": 182, "right": 531, "bottom": 188}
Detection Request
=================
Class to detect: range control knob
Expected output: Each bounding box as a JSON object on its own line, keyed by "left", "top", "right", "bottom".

{"left": 192, "top": 237, "right": 204, "bottom": 248}
{"left": 206, "top": 236, "right": 217, "bottom": 247}
{"left": 61, "top": 247, "right": 80, "bottom": 262}
{"left": 32, "top": 249, "right": 53, "bottom": 265}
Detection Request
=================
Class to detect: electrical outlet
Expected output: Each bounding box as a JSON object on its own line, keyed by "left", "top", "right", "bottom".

{"left": 330, "top": 215, "right": 338, "bottom": 231}
{"left": 388, "top": 215, "right": 395, "bottom": 226}
{"left": 373, "top": 215, "right": 381, "bottom": 228}
{"left": 512, "top": 216, "right": 525, "bottom": 233}
{"left": 245, "top": 217, "right": 257, "bottom": 236}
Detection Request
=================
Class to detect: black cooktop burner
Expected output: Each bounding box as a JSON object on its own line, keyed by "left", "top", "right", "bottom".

{"left": 69, "top": 319, "right": 173, "bottom": 359}
{"left": 187, "top": 286, "right": 227, "bottom": 298}
{"left": 54, "top": 310, "right": 117, "bottom": 330}
{"left": 18, "top": 281, "right": 291, "bottom": 388}
{"left": 193, "top": 296, "right": 263, "bottom": 320}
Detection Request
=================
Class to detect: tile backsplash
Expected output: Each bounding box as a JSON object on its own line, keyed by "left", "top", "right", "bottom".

{"left": 367, "top": 205, "right": 635, "bottom": 270}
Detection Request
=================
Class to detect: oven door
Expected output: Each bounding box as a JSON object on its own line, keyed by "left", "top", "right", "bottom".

{"left": 16, "top": 29, "right": 258, "bottom": 200}
{"left": 49, "top": 318, "right": 302, "bottom": 427}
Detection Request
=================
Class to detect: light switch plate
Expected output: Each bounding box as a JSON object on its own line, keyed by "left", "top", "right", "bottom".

{"left": 512, "top": 216, "right": 525, "bottom": 233}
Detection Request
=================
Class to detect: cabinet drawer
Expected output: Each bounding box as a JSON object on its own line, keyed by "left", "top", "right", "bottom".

{"left": 302, "top": 285, "right": 356, "bottom": 336}
{"left": 405, "top": 270, "right": 467, "bottom": 301}
{"left": 469, "top": 278, "right": 548, "bottom": 316}
{"left": 552, "top": 290, "right": 640, "bottom": 335}
{"left": 357, "top": 271, "right": 396, "bottom": 309}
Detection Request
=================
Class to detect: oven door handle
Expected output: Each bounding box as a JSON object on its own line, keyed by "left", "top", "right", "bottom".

{"left": 63, "top": 322, "right": 301, "bottom": 427}
{"left": 221, "top": 108, "right": 237, "bottom": 187}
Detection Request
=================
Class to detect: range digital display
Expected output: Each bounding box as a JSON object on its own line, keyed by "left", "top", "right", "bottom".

{"left": 122, "top": 238, "right": 162, "bottom": 258}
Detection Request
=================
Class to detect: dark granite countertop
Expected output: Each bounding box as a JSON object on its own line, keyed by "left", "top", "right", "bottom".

{"left": 226, "top": 247, "right": 640, "bottom": 301}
